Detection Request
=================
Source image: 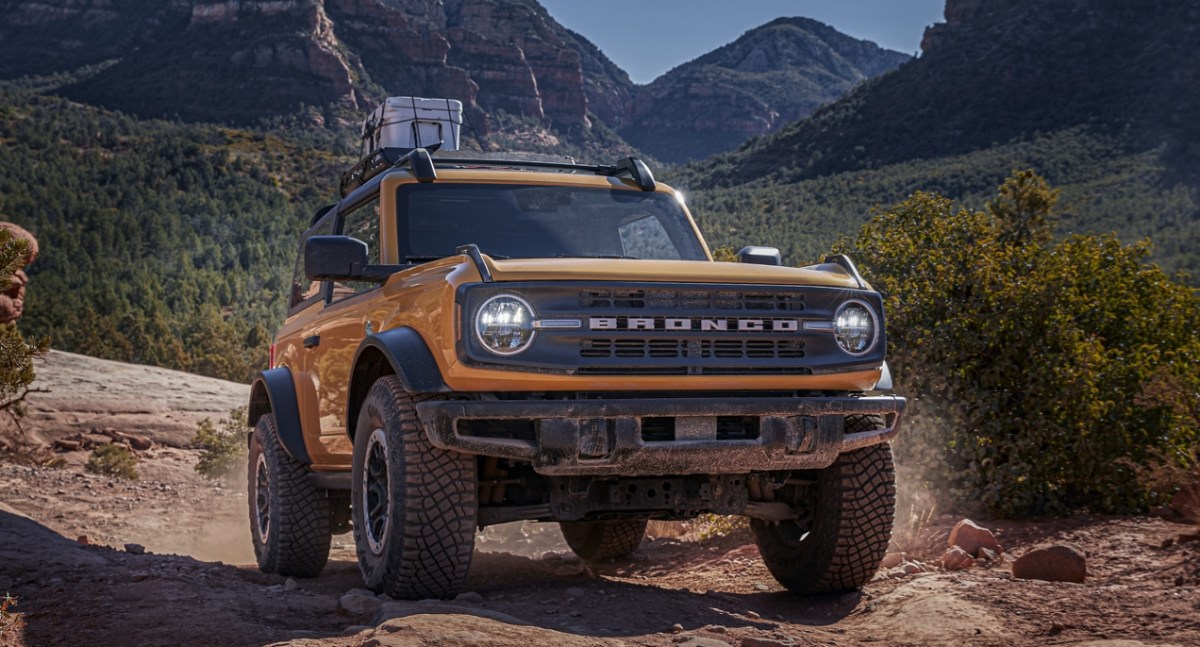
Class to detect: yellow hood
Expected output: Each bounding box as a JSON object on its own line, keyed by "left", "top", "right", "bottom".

{"left": 485, "top": 257, "right": 865, "bottom": 289}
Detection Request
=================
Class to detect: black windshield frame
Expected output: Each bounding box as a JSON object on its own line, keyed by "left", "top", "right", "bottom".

{"left": 393, "top": 183, "right": 707, "bottom": 262}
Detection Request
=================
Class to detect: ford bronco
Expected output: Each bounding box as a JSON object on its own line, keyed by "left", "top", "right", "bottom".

{"left": 246, "top": 99, "right": 906, "bottom": 599}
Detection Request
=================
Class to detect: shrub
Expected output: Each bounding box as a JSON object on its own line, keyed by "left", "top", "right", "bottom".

{"left": 710, "top": 246, "right": 737, "bottom": 262}
{"left": 693, "top": 513, "right": 751, "bottom": 542}
{"left": 837, "top": 170, "right": 1200, "bottom": 516}
{"left": 0, "top": 227, "right": 48, "bottom": 428}
{"left": 0, "top": 592, "right": 19, "bottom": 635}
{"left": 1135, "top": 368, "right": 1200, "bottom": 523}
{"left": 85, "top": 444, "right": 139, "bottom": 480}
{"left": 193, "top": 407, "right": 247, "bottom": 482}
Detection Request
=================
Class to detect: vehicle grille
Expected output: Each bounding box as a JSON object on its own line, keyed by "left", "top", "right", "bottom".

{"left": 579, "top": 288, "right": 805, "bottom": 312}
{"left": 460, "top": 282, "right": 884, "bottom": 377}
{"left": 580, "top": 338, "right": 805, "bottom": 360}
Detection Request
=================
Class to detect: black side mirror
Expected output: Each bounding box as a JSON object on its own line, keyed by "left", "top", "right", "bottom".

{"left": 737, "top": 246, "right": 782, "bottom": 266}
{"left": 305, "top": 236, "right": 391, "bottom": 282}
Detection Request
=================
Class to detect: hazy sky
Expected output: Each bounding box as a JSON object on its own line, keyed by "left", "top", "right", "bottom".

{"left": 538, "top": 0, "right": 947, "bottom": 84}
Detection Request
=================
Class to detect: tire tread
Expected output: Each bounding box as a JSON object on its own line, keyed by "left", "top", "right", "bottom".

{"left": 353, "top": 376, "right": 477, "bottom": 599}
{"left": 249, "top": 414, "right": 331, "bottom": 578}
{"left": 752, "top": 415, "right": 895, "bottom": 593}
{"left": 561, "top": 519, "right": 647, "bottom": 562}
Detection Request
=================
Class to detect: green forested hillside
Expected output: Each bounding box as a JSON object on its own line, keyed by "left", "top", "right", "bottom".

{"left": 0, "top": 87, "right": 348, "bottom": 381}
{"left": 672, "top": 128, "right": 1200, "bottom": 280}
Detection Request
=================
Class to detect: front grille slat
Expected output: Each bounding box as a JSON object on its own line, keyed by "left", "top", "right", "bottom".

{"left": 580, "top": 289, "right": 805, "bottom": 312}
{"left": 568, "top": 287, "right": 815, "bottom": 375}
{"left": 581, "top": 338, "right": 806, "bottom": 361}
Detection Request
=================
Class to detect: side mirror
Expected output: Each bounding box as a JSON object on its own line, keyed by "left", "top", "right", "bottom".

{"left": 737, "top": 246, "right": 781, "bottom": 266}
{"left": 305, "top": 235, "right": 373, "bottom": 282}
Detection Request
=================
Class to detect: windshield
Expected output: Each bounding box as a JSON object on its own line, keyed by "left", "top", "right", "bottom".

{"left": 395, "top": 183, "right": 707, "bottom": 262}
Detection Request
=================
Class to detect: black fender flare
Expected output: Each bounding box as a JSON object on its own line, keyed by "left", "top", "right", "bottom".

{"left": 346, "top": 327, "right": 450, "bottom": 440}
{"left": 247, "top": 367, "right": 311, "bottom": 465}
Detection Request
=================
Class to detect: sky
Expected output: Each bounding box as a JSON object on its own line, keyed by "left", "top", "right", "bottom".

{"left": 538, "top": 0, "right": 947, "bottom": 84}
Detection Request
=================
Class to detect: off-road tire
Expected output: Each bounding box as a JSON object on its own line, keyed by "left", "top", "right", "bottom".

{"left": 560, "top": 519, "right": 648, "bottom": 561}
{"left": 751, "top": 415, "right": 895, "bottom": 594}
{"left": 352, "top": 376, "right": 477, "bottom": 599}
{"left": 247, "top": 413, "right": 331, "bottom": 577}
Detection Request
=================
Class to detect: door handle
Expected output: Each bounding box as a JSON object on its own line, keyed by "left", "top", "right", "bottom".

{"left": 303, "top": 334, "right": 320, "bottom": 348}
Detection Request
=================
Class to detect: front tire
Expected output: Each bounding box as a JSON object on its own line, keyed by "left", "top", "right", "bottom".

{"left": 351, "top": 376, "right": 478, "bottom": 599}
{"left": 247, "top": 413, "right": 331, "bottom": 577}
{"left": 752, "top": 416, "right": 896, "bottom": 594}
{"left": 560, "top": 519, "right": 647, "bottom": 561}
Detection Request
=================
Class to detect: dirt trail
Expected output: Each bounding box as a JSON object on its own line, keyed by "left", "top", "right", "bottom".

{"left": 2, "top": 353, "right": 1199, "bottom": 647}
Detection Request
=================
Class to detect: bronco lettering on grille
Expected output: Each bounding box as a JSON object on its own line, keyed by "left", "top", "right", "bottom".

{"left": 588, "top": 317, "right": 802, "bottom": 332}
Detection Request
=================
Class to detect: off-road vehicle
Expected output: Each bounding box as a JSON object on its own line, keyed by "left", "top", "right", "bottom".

{"left": 246, "top": 97, "right": 906, "bottom": 599}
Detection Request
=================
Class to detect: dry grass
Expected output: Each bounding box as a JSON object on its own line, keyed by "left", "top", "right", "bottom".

{"left": 0, "top": 593, "right": 20, "bottom": 637}
{"left": 889, "top": 501, "right": 945, "bottom": 559}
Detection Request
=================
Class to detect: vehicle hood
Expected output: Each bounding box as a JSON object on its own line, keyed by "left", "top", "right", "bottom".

{"left": 485, "top": 257, "right": 865, "bottom": 289}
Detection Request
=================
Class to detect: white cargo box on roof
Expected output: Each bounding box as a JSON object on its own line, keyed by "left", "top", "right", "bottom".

{"left": 362, "top": 96, "right": 462, "bottom": 152}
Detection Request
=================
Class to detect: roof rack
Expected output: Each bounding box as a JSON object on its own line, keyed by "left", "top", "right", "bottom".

{"left": 338, "top": 146, "right": 656, "bottom": 197}
{"left": 339, "top": 146, "right": 439, "bottom": 197}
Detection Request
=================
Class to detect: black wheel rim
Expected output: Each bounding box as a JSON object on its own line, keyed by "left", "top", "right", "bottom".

{"left": 362, "top": 427, "right": 390, "bottom": 555}
{"left": 254, "top": 452, "right": 271, "bottom": 541}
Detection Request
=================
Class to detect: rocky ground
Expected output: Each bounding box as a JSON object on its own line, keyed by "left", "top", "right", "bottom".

{"left": 2, "top": 352, "right": 1199, "bottom": 647}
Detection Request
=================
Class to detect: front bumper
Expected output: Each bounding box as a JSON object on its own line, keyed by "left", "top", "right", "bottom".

{"left": 415, "top": 395, "right": 906, "bottom": 476}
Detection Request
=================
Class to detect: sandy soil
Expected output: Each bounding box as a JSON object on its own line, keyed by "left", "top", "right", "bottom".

{"left": 2, "top": 354, "right": 1199, "bottom": 647}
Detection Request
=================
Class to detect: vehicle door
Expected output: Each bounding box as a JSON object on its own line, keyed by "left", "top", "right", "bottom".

{"left": 297, "top": 192, "right": 387, "bottom": 468}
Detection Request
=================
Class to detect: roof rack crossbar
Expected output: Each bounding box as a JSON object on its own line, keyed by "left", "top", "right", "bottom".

{"left": 339, "top": 145, "right": 440, "bottom": 197}
{"left": 434, "top": 157, "right": 604, "bottom": 173}
{"left": 339, "top": 150, "right": 657, "bottom": 197}
{"left": 435, "top": 155, "right": 656, "bottom": 191}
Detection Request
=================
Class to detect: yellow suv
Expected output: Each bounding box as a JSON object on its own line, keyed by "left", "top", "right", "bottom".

{"left": 246, "top": 146, "right": 906, "bottom": 599}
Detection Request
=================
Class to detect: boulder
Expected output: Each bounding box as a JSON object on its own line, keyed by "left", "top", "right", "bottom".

{"left": 948, "top": 519, "right": 1002, "bottom": 557}
{"left": 337, "top": 590, "right": 385, "bottom": 618}
{"left": 125, "top": 435, "right": 154, "bottom": 451}
{"left": 879, "top": 552, "right": 904, "bottom": 569}
{"left": 1012, "top": 544, "right": 1086, "bottom": 583}
{"left": 941, "top": 546, "right": 976, "bottom": 571}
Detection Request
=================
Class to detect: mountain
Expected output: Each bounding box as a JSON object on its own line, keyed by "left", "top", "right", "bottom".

{"left": 0, "top": 1, "right": 905, "bottom": 163}
{"left": 620, "top": 18, "right": 910, "bottom": 164}
{"left": 686, "top": 0, "right": 1200, "bottom": 185}
{"left": 0, "top": 0, "right": 638, "bottom": 158}
{"left": 672, "top": 0, "right": 1200, "bottom": 278}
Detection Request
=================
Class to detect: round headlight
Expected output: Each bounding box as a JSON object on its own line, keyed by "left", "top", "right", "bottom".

{"left": 474, "top": 294, "right": 536, "bottom": 355}
{"left": 834, "top": 301, "right": 878, "bottom": 355}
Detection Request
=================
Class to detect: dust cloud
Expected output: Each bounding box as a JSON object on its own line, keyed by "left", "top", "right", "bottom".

{"left": 142, "top": 487, "right": 257, "bottom": 565}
